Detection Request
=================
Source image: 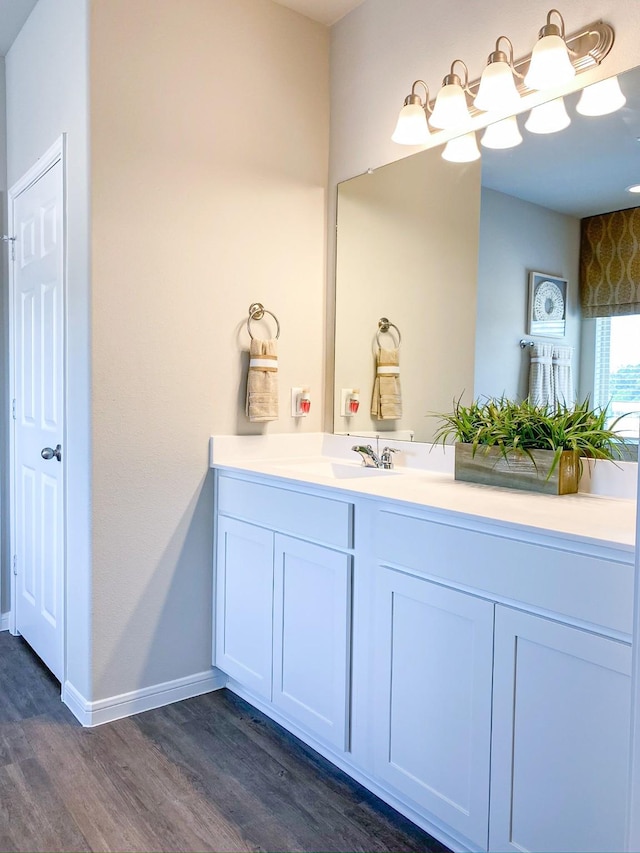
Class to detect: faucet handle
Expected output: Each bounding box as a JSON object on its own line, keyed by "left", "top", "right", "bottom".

{"left": 380, "top": 446, "right": 400, "bottom": 469}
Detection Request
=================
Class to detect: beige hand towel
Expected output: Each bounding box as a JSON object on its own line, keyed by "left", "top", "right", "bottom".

{"left": 371, "top": 346, "right": 402, "bottom": 420}
{"left": 246, "top": 338, "right": 278, "bottom": 422}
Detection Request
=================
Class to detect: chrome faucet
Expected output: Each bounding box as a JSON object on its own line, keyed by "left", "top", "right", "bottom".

{"left": 352, "top": 444, "right": 400, "bottom": 469}
{"left": 351, "top": 444, "right": 382, "bottom": 468}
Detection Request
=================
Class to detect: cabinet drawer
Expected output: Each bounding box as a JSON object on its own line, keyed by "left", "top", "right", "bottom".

{"left": 218, "top": 475, "right": 353, "bottom": 548}
{"left": 375, "top": 510, "right": 633, "bottom": 635}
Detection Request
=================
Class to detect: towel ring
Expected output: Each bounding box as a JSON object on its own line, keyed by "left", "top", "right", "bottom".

{"left": 247, "top": 302, "right": 281, "bottom": 340}
{"left": 376, "top": 317, "right": 401, "bottom": 348}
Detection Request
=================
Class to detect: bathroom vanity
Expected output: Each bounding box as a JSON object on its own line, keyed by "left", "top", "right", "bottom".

{"left": 210, "top": 434, "right": 636, "bottom": 853}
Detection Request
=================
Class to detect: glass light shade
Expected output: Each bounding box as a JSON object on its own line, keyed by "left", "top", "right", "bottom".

{"left": 441, "top": 132, "right": 481, "bottom": 163}
{"left": 576, "top": 77, "right": 626, "bottom": 116}
{"left": 391, "top": 103, "right": 430, "bottom": 145}
{"left": 474, "top": 61, "right": 521, "bottom": 113}
{"left": 481, "top": 116, "right": 523, "bottom": 150}
{"left": 524, "top": 34, "right": 576, "bottom": 90}
{"left": 430, "top": 83, "right": 471, "bottom": 130}
{"left": 524, "top": 97, "right": 571, "bottom": 134}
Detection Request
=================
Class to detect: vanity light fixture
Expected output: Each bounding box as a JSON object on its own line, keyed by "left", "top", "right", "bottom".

{"left": 576, "top": 76, "right": 626, "bottom": 116}
{"left": 391, "top": 10, "right": 615, "bottom": 153}
{"left": 391, "top": 80, "right": 431, "bottom": 145}
{"left": 481, "top": 115, "right": 523, "bottom": 149}
{"left": 626, "top": 184, "right": 640, "bottom": 194}
{"left": 525, "top": 96, "right": 571, "bottom": 134}
{"left": 442, "top": 131, "right": 481, "bottom": 163}
{"left": 430, "top": 61, "right": 472, "bottom": 130}
{"left": 524, "top": 9, "right": 576, "bottom": 90}
{"left": 474, "top": 37, "right": 522, "bottom": 113}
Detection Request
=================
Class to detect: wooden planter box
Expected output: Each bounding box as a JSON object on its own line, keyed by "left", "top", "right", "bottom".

{"left": 454, "top": 443, "right": 580, "bottom": 495}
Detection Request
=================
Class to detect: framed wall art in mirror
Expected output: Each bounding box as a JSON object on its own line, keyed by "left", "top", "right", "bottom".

{"left": 528, "top": 271, "right": 568, "bottom": 338}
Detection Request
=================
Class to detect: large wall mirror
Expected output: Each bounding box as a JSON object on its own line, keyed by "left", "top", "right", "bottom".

{"left": 334, "top": 65, "right": 640, "bottom": 443}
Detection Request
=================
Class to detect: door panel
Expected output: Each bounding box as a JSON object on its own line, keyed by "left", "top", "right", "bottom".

{"left": 272, "top": 535, "right": 351, "bottom": 750}
{"left": 490, "top": 606, "right": 631, "bottom": 853}
{"left": 373, "top": 567, "right": 494, "bottom": 849}
{"left": 13, "top": 158, "right": 65, "bottom": 681}
{"left": 215, "top": 517, "right": 274, "bottom": 699}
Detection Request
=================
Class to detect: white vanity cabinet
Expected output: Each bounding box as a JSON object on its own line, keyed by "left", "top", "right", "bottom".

{"left": 372, "top": 567, "right": 494, "bottom": 849}
{"left": 369, "top": 504, "right": 633, "bottom": 852}
{"left": 490, "top": 606, "right": 632, "bottom": 853}
{"left": 214, "top": 474, "right": 353, "bottom": 751}
{"left": 211, "top": 456, "right": 635, "bottom": 853}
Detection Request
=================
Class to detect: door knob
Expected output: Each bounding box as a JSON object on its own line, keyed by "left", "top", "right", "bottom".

{"left": 41, "top": 444, "right": 62, "bottom": 462}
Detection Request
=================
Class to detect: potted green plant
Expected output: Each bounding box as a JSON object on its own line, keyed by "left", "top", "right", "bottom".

{"left": 433, "top": 396, "right": 628, "bottom": 495}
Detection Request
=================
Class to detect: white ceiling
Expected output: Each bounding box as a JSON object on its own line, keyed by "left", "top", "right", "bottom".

{"left": 0, "top": 0, "right": 36, "bottom": 55}
{"left": 272, "top": 0, "right": 364, "bottom": 26}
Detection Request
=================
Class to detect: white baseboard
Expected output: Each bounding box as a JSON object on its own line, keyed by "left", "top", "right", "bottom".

{"left": 0, "top": 612, "right": 9, "bottom": 632}
{"left": 63, "top": 667, "right": 227, "bottom": 727}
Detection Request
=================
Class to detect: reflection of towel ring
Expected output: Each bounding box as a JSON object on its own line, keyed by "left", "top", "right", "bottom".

{"left": 376, "top": 317, "right": 401, "bottom": 348}
{"left": 247, "top": 302, "right": 281, "bottom": 340}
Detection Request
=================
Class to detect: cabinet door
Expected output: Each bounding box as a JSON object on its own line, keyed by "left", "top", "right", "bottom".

{"left": 490, "top": 606, "right": 631, "bottom": 853}
{"left": 272, "top": 535, "right": 352, "bottom": 751}
{"left": 215, "top": 517, "right": 274, "bottom": 699}
{"left": 372, "top": 567, "right": 494, "bottom": 849}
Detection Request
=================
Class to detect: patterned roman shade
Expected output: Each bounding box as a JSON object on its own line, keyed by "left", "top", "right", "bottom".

{"left": 580, "top": 207, "right": 640, "bottom": 318}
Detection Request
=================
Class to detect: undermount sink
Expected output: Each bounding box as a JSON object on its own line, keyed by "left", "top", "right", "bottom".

{"left": 272, "top": 459, "right": 400, "bottom": 480}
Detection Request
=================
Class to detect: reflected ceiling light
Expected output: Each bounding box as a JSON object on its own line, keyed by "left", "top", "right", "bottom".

{"left": 525, "top": 97, "right": 570, "bottom": 134}
{"left": 442, "top": 131, "right": 481, "bottom": 163}
{"left": 430, "top": 60, "right": 472, "bottom": 130}
{"left": 474, "top": 37, "right": 521, "bottom": 113}
{"left": 524, "top": 9, "right": 576, "bottom": 91}
{"left": 626, "top": 184, "right": 640, "bottom": 194}
{"left": 391, "top": 80, "right": 431, "bottom": 145}
{"left": 576, "top": 76, "right": 626, "bottom": 116}
{"left": 481, "top": 116, "right": 523, "bottom": 149}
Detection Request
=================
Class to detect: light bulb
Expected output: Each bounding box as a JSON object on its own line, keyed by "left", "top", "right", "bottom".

{"left": 525, "top": 97, "right": 570, "bottom": 134}
{"left": 474, "top": 61, "right": 521, "bottom": 113}
{"left": 481, "top": 116, "right": 523, "bottom": 150}
{"left": 430, "top": 82, "right": 471, "bottom": 130}
{"left": 525, "top": 33, "right": 575, "bottom": 90}
{"left": 442, "top": 132, "right": 481, "bottom": 163}
{"left": 576, "top": 77, "right": 626, "bottom": 117}
{"left": 391, "top": 103, "right": 430, "bottom": 145}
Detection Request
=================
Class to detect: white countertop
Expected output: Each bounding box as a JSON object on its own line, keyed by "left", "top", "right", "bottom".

{"left": 210, "top": 433, "right": 637, "bottom": 555}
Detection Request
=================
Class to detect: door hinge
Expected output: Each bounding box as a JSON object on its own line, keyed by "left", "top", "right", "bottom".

{"left": 12, "top": 399, "right": 16, "bottom": 420}
{"left": 2, "top": 235, "right": 16, "bottom": 261}
{"left": 12, "top": 555, "right": 17, "bottom": 576}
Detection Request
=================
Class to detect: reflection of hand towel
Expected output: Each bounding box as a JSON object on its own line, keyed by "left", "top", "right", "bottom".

{"left": 529, "top": 343, "right": 554, "bottom": 407}
{"left": 371, "top": 347, "right": 402, "bottom": 420}
{"left": 246, "top": 338, "right": 278, "bottom": 422}
{"left": 552, "top": 345, "right": 574, "bottom": 406}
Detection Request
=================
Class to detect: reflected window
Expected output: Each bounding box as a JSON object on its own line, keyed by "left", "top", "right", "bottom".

{"left": 594, "top": 315, "right": 640, "bottom": 441}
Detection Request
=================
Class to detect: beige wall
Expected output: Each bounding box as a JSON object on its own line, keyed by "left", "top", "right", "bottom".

{"left": 334, "top": 147, "right": 481, "bottom": 442}
{"left": 89, "top": 0, "right": 329, "bottom": 699}
{"left": 475, "top": 189, "right": 581, "bottom": 401}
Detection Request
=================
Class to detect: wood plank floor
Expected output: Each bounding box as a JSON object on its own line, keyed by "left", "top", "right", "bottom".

{"left": 0, "top": 632, "right": 450, "bottom": 853}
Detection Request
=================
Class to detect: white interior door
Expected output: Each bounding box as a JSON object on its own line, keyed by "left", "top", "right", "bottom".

{"left": 11, "top": 153, "right": 65, "bottom": 682}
